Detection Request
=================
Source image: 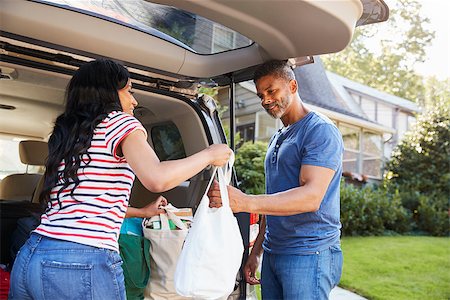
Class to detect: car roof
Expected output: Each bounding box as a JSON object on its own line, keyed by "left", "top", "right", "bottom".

{"left": 0, "top": 0, "right": 388, "bottom": 82}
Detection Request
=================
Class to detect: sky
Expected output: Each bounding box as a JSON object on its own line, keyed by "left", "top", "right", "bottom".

{"left": 385, "top": 0, "right": 450, "bottom": 80}
{"left": 414, "top": 0, "right": 450, "bottom": 79}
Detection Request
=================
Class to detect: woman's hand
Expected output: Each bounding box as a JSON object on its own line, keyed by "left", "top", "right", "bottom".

{"left": 205, "top": 144, "right": 233, "bottom": 167}
{"left": 126, "top": 195, "right": 168, "bottom": 218}
{"left": 140, "top": 195, "right": 168, "bottom": 217}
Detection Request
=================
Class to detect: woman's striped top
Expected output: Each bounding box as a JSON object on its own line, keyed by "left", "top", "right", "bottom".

{"left": 34, "top": 111, "right": 146, "bottom": 252}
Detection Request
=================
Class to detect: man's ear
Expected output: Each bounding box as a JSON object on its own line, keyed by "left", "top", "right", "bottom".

{"left": 289, "top": 79, "right": 298, "bottom": 94}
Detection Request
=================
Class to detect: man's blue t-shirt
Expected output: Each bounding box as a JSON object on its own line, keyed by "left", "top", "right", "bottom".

{"left": 263, "top": 111, "right": 343, "bottom": 254}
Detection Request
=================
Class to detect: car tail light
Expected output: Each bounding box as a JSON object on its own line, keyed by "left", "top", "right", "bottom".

{"left": 249, "top": 213, "right": 259, "bottom": 225}
{"left": 249, "top": 213, "right": 259, "bottom": 248}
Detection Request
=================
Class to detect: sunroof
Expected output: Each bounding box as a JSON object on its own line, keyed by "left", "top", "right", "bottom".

{"left": 36, "top": 0, "right": 254, "bottom": 55}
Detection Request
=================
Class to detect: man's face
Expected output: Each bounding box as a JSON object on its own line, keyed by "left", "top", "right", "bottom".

{"left": 256, "top": 74, "right": 295, "bottom": 119}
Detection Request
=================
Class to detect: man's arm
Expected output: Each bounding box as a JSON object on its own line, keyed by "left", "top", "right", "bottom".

{"left": 219, "top": 164, "right": 335, "bottom": 216}
{"left": 244, "top": 215, "right": 265, "bottom": 284}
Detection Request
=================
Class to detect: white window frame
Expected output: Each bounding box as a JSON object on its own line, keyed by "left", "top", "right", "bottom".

{"left": 211, "top": 24, "right": 236, "bottom": 53}
{"left": 337, "top": 122, "right": 384, "bottom": 179}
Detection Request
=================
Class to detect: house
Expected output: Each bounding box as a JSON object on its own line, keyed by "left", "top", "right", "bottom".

{"left": 217, "top": 57, "right": 420, "bottom": 181}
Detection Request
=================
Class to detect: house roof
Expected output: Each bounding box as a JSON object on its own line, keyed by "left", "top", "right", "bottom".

{"left": 326, "top": 71, "right": 420, "bottom": 113}
{"left": 293, "top": 57, "right": 368, "bottom": 120}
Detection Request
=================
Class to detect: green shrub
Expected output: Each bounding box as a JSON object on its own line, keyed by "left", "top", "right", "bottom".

{"left": 340, "top": 182, "right": 411, "bottom": 236}
{"left": 417, "top": 194, "right": 449, "bottom": 236}
{"left": 384, "top": 102, "right": 450, "bottom": 236}
{"left": 385, "top": 190, "right": 412, "bottom": 233}
{"left": 234, "top": 141, "right": 267, "bottom": 194}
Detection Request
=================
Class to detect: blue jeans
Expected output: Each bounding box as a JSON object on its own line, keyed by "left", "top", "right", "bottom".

{"left": 8, "top": 233, "right": 126, "bottom": 300}
{"left": 261, "top": 245, "right": 343, "bottom": 300}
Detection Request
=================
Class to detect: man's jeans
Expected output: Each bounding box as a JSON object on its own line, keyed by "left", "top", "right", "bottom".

{"left": 9, "top": 233, "right": 126, "bottom": 300}
{"left": 261, "top": 244, "right": 343, "bottom": 300}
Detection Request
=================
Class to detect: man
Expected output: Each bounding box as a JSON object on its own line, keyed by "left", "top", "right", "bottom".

{"left": 209, "top": 60, "right": 344, "bottom": 299}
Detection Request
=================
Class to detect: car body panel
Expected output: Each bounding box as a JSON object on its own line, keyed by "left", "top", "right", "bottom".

{"left": 0, "top": 0, "right": 387, "bottom": 80}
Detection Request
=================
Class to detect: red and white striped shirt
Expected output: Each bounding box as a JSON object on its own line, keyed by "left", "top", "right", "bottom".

{"left": 35, "top": 111, "right": 147, "bottom": 252}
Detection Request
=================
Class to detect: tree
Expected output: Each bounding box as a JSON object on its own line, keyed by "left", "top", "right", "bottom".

{"left": 384, "top": 102, "right": 449, "bottom": 235}
{"left": 322, "top": 0, "right": 437, "bottom": 103}
{"left": 422, "top": 77, "right": 450, "bottom": 109}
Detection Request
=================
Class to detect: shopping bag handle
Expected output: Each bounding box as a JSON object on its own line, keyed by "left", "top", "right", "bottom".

{"left": 221, "top": 151, "right": 234, "bottom": 185}
{"left": 204, "top": 149, "right": 234, "bottom": 191}
{"left": 165, "top": 208, "right": 188, "bottom": 230}
{"left": 217, "top": 167, "right": 231, "bottom": 208}
{"left": 142, "top": 205, "right": 188, "bottom": 231}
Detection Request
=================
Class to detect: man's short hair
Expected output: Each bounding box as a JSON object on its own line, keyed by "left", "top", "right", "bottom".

{"left": 253, "top": 60, "right": 295, "bottom": 83}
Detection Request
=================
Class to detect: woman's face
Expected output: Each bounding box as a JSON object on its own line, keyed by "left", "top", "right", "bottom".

{"left": 118, "top": 79, "right": 138, "bottom": 116}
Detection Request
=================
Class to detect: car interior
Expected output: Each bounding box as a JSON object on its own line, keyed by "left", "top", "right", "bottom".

{"left": 0, "top": 58, "right": 221, "bottom": 249}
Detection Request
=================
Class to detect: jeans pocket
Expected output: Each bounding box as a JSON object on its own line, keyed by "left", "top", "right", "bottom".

{"left": 330, "top": 245, "right": 343, "bottom": 287}
{"left": 42, "top": 260, "right": 93, "bottom": 300}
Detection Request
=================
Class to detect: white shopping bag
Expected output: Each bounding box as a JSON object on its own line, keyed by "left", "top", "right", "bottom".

{"left": 143, "top": 205, "right": 192, "bottom": 300}
{"left": 174, "top": 157, "right": 244, "bottom": 300}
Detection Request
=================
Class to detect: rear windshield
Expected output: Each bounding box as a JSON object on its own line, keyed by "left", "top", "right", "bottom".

{"left": 36, "top": 0, "right": 253, "bottom": 55}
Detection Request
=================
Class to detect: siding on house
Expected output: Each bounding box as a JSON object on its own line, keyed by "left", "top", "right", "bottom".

{"left": 326, "top": 71, "right": 420, "bottom": 157}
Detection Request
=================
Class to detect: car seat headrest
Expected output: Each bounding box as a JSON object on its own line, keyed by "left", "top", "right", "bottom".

{"left": 19, "top": 140, "right": 48, "bottom": 166}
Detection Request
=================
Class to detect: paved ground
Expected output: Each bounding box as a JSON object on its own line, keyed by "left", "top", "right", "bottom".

{"left": 330, "top": 286, "right": 367, "bottom": 300}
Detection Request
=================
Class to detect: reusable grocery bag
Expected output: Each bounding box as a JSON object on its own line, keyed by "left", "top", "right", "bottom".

{"left": 174, "top": 159, "right": 244, "bottom": 299}
{"left": 119, "top": 234, "right": 151, "bottom": 300}
{"left": 143, "top": 206, "right": 191, "bottom": 300}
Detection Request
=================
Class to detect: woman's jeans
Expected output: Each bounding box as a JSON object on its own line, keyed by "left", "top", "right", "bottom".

{"left": 9, "top": 233, "right": 125, "bottom": 300}
{"left": 261, "top": 244, "right": 343, "bottom": 300}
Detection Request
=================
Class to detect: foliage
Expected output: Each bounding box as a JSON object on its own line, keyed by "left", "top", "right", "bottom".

{"left": 422, "top": 77, "right": 450, "bottom": 109}
{"left": 340, "top": 182, "right": 411, "bottom": 236}
{"left": 234, "top": 141, "right": 267, "bottom": 194}
{"left": 384, "top": 103, "right": 450, "bottom": 236}
{"left": 417, "top": 195, "right": 449, "bottom": 236}
{"left": 198, "top": 87, "right": 218, "bottom": 99}
{"left": 322, "top": 0, "right": 446, "bottom": 105}
{"left": 222, "top": 124, "right": 242, "bottom": 149}
{"left": 340, "top": 236, "right": 450, "bottom": 300}
{"left": 156, "top": 21, "right": 193, "bottom": 46}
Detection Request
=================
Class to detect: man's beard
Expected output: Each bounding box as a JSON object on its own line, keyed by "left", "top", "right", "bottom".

{"left": 265, "top": 97, "right": 289, "bottom": 119}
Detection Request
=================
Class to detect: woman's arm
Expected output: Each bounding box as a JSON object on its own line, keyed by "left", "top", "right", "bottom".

{"left": 121, "top": 130, "right": 231, "bottom": 193}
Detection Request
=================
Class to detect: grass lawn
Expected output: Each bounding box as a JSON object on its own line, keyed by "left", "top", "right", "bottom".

{"left": 340, "top": 236, "right": 450, "bottom": 300}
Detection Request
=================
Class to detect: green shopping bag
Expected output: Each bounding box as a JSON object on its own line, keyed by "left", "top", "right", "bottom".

{"left": 119, "top": 218, "right": 151, "bottom": 300}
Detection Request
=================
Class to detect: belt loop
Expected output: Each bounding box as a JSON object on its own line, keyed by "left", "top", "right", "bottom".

{"left": 29, "top": 233, "right": 43, "bottom": 252}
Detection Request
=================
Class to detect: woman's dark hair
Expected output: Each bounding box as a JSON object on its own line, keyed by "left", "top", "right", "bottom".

{"left": 40, "top": 58, "right": 129, "bottom": 211}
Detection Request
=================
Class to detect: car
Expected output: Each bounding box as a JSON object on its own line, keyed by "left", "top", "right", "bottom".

{"left": 0, "top": 0, "right": 389, "bottom": 298}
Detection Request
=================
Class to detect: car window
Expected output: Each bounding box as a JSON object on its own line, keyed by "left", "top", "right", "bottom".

{"left": 0, "top": 135, "right": 44, "bottom": 180}
{"left": 151, "top": 123, "right": 187, "bottom": 161}
{"left": 36, "top": 0, "right": 253, "bottom": 55}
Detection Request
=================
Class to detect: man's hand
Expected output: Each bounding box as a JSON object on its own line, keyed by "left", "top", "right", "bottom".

{"left": 207, "top": 180, "right": 248, "bottom": 212}
{"left": 244, "top": 254, "right": 261, "bottom": 285}
{"left": 208, "top": 180, "right": 222, "bottom": 208}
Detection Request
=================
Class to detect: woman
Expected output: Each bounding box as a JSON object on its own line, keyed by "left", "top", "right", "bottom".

{"left": 8, "top": 59, "right": 232, "bottom": 300}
